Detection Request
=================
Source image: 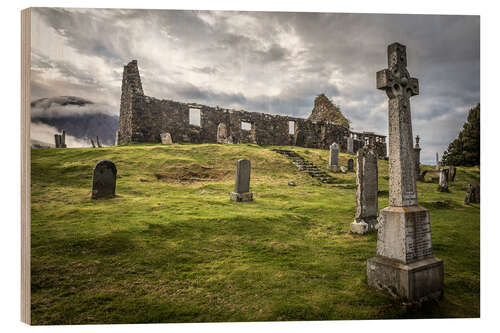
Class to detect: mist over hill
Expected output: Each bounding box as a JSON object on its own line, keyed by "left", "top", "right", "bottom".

{"left": 31, "top": 96, "right": 119, "bottom": 147}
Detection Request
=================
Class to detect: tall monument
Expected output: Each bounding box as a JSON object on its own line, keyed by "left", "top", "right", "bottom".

{"left": 367, "top": 43, "right": 443, "bottom": 304}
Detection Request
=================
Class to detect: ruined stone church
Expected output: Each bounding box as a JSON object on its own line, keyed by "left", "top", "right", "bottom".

{"left": 117, "top": 60, "right": 387, "bottom": 157}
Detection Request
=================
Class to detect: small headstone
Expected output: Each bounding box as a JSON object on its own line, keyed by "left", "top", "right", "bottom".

{"left": 448, "top": 166, "right": 456, "bottom": 182}
{"left": 160, "top": 132, "right": 173, "bottom": 144}
{"left": 115, "top": 131, "right": 119, "bottom": 146}
{"left": 351, "top": 147, "right": 378, "bottom": 234}
{"left": 347, "top": 136, "right": 354, "bottom": 154}
{"left": 96, "top": 136, "right": 102, "bottom": 148}
{"left": 465, "top": 183, "right": 480, "bottom": 204}
{"left": 61, "top": 130, "right": 67, "bottom": 148}
{"left": 217, "top": 123, "right": 228, "bottom": 144}
{"left": 91, "top": 160, "right": 117, "bottom": 200}
{"left": 288, "top": 181, "right": 296, "bottom": 186}
{"left": 347, "top": 158, "right": 354, "bottom": 172}
{"left": 414, "top": 135, "right": 421, "bottom": 182}
{"left": 90, "top": 138, "right": 96, "bottom": 148}
{"left": 436, "top": 152, "right": 441, "bottom": 171}
{"left": 340, "top": 166, "right": 347, "bottom": 173}
{"left": 230, "top": 159, "right": 253, "bottom": 202}
{"left": 437, "top": 169, "right": 449, "bottom": 192}
{"left": 328, "top": 143, "right": 339, "bottom": 171}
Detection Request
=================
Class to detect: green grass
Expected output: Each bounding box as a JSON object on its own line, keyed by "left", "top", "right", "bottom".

{"left": 30, "top": 143, "right": 480, "bottom": 324}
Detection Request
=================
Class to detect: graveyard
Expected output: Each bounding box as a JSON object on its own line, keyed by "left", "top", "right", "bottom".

{"left": 30, "top": 142, "right": 480, "bottom": 324}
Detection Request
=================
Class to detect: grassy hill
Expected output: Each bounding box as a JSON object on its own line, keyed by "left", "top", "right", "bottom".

{"left": 30, "top": 144, "right": 480, "bottom": 324}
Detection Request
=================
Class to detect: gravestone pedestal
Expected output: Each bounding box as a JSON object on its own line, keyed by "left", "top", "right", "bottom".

{"left": 367, "top": 205, "right": 444, "bottom": 303}
{"left": 230, "top": 191, "right": 253, "bottom": 202}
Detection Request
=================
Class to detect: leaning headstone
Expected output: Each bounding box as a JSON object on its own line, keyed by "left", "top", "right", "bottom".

{"left": 465, "top": 183, "right": 480, "bottom": 204}
{"left": 437, "top": 169, "right": 449, "bottom": 192}
{"left": 351, "top": 147, "right": 378, "bottom": 234}
{"left": 160, "top": 132, "right": 173, "bottom": 144}
{"left": 54, "top": 134, "right": 61, "bottom": 148}
{"left": 230, "top": 159, "right": 253, "bottom": 202}
{"left": 347, "top": 136, "right": 354, "bottom": 154}
{"left": 91, "top": 160, "right": 117, "bottom": 200}
{"left": 328, "top": 143, "right": 339, "bottom": 171}
{"left": 96, "top": 136, "right": 102, "bottom": 148}
{"left": 368, "top": 42, "right": 443, "bottom": 304}
{"left": 90, "top": 138, "right": 96, "bottom": 148}
{"left": 347, "top": 158, "right": 354, "bottom": 172}
{"left": 448, "top": 166, "right": 456, "bottom": 182}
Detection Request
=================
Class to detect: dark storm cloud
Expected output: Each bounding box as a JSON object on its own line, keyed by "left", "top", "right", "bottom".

{"left": 31, "top": 8, "right": 479, "bottom": 164}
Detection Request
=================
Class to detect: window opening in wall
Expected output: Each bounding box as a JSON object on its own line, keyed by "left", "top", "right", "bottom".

{"left": 189, "top": 108, "right": 201, "bottom": 127}
{"left": 288, "top": 121, "right": 295, "bottom": 135}
{"left": 241, "top": 121, "right": 251, "bottom": 131}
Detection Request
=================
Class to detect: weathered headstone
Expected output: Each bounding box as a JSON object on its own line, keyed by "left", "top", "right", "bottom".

{"left": 91, "top": 160, "right": 117, "bottom": 200}
{"left": 90, "top": 138, "right": 96, "bottom": 148}
{"left": 448, "top": 166, "right": 456, "bottom": 182}
{"left": 435, "top": 152, "right": 440, "bottom": 171}
{"left": 61, "top": 130, "right": 67, "bottom": 148}
{"left": 115, "top": 131, "right": 119, "bottom": 146}
{"left": 351, "top": 147, "right": 378, "bottom": 234}
{"left": 367, "top": 42, "right": 443, "bottom": 304}
{"left": 347, "top": 158, "right": 354, "bottom": 172}
{"left": 54, "top": 131, "right": 67, "bottom": 148}
{"left": 347, "top": 136, "right": 354, "bottom": 154}
{"left": 96, "top": 136, "right": 102, "bottom": 148}
{"left": 328, "top": 143, "right": 339, "bottom": 171}
{"left": 437, "top": 169, "right": 449, "bottom": 192}
{"left": 414, "top": 135, "right": 421, "bottom": 181}
{"left": 217, "top": 123, "right": 228, "bottom": 144}
{"left": 230, "top": 159, "right": 253, "bottom": 202}
{"left": 160, "top": 132, "right": 173, "bottom": 144}
{"left": 465, "top": 183, "right": 480, "bottom": 204}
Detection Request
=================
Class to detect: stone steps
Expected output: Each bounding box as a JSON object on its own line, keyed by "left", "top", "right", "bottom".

{"left": 272, "top": 148, "right": 335, "bottom": 184}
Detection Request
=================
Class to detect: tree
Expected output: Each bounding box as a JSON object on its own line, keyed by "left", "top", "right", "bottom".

{"left": 442, "top": 104, "right": 480, "bottom": 166}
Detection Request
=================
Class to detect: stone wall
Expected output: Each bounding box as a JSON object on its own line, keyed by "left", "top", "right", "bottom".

{"left": 118, "top": 60, "right": 387, "bottom": 157}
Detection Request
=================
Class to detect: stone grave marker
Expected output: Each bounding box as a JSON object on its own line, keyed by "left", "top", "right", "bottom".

{"left": 160, "top": 132, "right": 173, "bottom": 144}
{"left": 351, "top": 147, "right": 378, "bottom": 234}
{"left": 91, "top": 160, "right": 117, "bottom": 199}
{"left": 90, "top": 138, "right": 96, "bottom": 148}
{"left": 437, "top": 169, "right": 449, "bottom": 192}
{"left": 465, "top": 183, "right": 480, "bottom": 204}
{"left": 448, "top": 166, "right": 456, "bottom": 182}
{"left": 367, "top": 42, "right": 444, "bottom": 304}
{"left": 347, "top": 158, "right": 354, "bottom": 172}
{"left": 230, "top": 159, "right": 253, "bottom": 202}
{"left": 328, "top": 143, "right": 339, "bottom": 172}
{"left": 347, "top": 136, "right": 354, "bottom": 154}
{"left": 414, "top": 135, "right": 421, "bottom": 181}
{"left": 96, "top": 136, "right": 102, "bottom": 148}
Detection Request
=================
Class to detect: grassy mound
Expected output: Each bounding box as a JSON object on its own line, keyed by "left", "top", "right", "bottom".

{"left": 30, "top": 144, "right": 480, "bottom": 324}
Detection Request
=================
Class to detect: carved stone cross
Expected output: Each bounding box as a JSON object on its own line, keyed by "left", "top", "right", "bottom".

{"left": 377, "top": 43, "right": 419, "bottom": 206}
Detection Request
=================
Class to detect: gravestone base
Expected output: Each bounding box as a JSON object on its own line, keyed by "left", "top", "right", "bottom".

{"left": 350, "top": 218, "right": 378, "bottom": 234}
{"left": 230, "top": 192, "right": 253, "bottom": 202}
{"left": 328, "top": 165, "right": 338, "bottom": 172}
{"left": 366, "top": 256, "right": 444, "bottom": 305}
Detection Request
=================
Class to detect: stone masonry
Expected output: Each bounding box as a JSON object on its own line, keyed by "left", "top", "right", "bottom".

{"left": 367, "top": 43, "right": 444, "bottom": 304}
{"left": 117, "top": 60, "right": 387, "bottom": 157}
{"left": 351, "top": 147, "right": 379, "bottom": 234}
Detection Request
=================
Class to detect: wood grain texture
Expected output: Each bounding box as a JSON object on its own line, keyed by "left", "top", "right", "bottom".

{"left": 21, "top": 7, "right": 31, "bottom": 325}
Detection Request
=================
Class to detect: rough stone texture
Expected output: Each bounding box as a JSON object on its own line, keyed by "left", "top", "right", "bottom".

{"left": 351, "top": 147, "right": 378, "bottom": 234}
{"left": 369, "top": 42, "right": 443, "bottom": 304}
{"left": 347, "top": 136, "right": 354, "bottom": 154}
{"left": 436, "top": 152, "right": 441, "bottom": 171}
{"left": 465, "top": 183, "right": 480, "bottom": 204}
{"left": 160, "top": 132, "right": 173, "bottom": 144}
{"left": 91, "top": 160, "right": 117, "bottom": 199}
{"left": 329, "top": 143, "right": 339, "bottom": 168}
{"left": 307, "top": 93, "right": 349, "bottom": 127}
{"left": 115, "top": 131, "right": 119, "bottom": 146}
{"left": 438, "top": 169, "right": 449, "bottom": 192}
{"left": 117, "top": 60, "right": 387, "bottom": 157}
{"left": 414, "top": 135, "right": 421, "bottom": 182}
{"left": 230, "top": 159, "right": 253, "bottom": 202}
{"left": 448, "top": 166, "right": 456, "bottom": 182}
{"left": 347, "top": 158, "right": 354, "bottom": 172}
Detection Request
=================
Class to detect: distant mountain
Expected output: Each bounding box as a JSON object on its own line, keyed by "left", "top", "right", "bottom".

{"left": 31, "top": 96, "right": 119, "bottom": 146}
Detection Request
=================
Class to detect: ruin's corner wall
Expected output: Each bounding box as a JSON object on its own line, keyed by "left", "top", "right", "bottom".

{"left": 118, "top": 60, "right": 387, "bottom": 157}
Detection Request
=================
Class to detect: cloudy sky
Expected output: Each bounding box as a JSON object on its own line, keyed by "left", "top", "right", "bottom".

{"left": 30, "top": 8, "right": 479, "bottom": 163}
